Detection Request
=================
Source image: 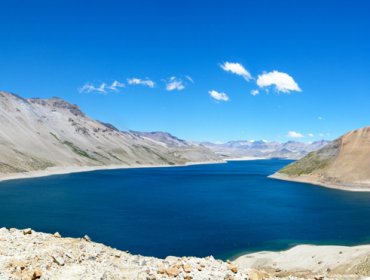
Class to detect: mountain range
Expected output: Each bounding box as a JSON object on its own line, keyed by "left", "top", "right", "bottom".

{"left": 0, "top": 90, "right": 333, "bottom": 180}
{"left": 201, "top": 139, "right": 330, "bottom": 160}
{"left": 0, "top": 91, "right": 220, "bottom": 177}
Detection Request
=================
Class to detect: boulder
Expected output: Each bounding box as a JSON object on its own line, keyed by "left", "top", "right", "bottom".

{"left": 166, "top": 266, "right": 180, "bottom": 277}
{"left": 183, "top": 263, "right": 192, "bottom": 273}
{"left": 82, "top": 235, "right": 91, "bottom": 242}
{"left": 23, "top": 228, "right": 32, "bottom": 235}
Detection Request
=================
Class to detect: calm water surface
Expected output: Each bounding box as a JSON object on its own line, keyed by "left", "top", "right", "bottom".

{"left": 0, "top": 159, "right": 369, "bottom": 259}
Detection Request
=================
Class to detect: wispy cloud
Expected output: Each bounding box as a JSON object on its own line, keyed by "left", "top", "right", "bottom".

{"left": 257, "top": 71, "right": 301, "bottom": 93}
{"left": 209, "top": 90, "right": 229, "bottom": 102}
{"left": 220, "top": 62, "right": 252, "bottom": 81}
{"left": 79, "top": 82, "right": 108, "bottom": 94}
{"left": 165, "top": 77, "right": 185, "bottom": 91}
{"left": 308, "top": 133, "right": 314, "bottom": 138}
{"left": 79, "top": 80, "right": 125, "bottom": 94}
{"left": 108, "top": 80, "right": 125, "bottom": 91}
{"left": 287, "top": 131, "right": 304, "bottom": 138}
{"left": 318, "top": 116, "right": 324, "bottom": 121}
{"left": 250, "top": 89, "right": 260, "bottom": 96}
{"left": 127, "top": 78, "right": 155, "bottom": 88}
{"left": 185, "top": 75, "right": 194, "bottom": 83}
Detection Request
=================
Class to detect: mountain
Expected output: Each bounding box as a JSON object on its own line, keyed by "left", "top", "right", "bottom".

{"left": 129, "top": 131, "right": 189, "bottom": 148}
{"left": 271, "top": 126, "right": 370, "bottom": 191}
{"left": 0, "top": 91, "right": 220, "bottom": 178}
{"left": 201, "top": 139, "right": 330, "bottom": 160}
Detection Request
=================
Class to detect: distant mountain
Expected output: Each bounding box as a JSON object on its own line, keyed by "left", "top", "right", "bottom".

{"left": 272, "top": 127, "right": 370, "bottom": 191}
{"left": 201, "top": 139, "right": 330, "bottom": 160}
{"left": 0, "top": 91, "right": 220, "bottom": 177}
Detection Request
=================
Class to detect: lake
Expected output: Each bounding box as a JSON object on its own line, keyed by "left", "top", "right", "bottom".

{"left": 0, "top": 159, "right": 369, "bottom": 259}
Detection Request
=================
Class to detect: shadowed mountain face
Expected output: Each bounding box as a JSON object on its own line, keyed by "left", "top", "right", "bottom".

{"left": 275, "top": 126, "right": 370, "bottom": 189}
{"left": 0, "top": 91, "right": 220, "bottom": 175}
{"left": 201, "top": 140, "right": 330, "bottom": 160}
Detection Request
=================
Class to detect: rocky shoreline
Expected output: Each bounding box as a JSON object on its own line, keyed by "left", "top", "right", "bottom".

{"left": 1, "top": 228, "right": 369, "bottom": 280}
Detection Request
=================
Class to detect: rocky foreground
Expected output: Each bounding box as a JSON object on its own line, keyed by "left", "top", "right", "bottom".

{"left": 0, "top": 228, "right": 369, "bottom": 280}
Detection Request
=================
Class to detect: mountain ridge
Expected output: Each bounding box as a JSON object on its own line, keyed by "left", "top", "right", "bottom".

{"left": 0, "top": 90, "right": 335, "bottom": 181}
{"left": 201, "top": 139, "right": 331, "bottom": 160}
{"left": 0, "top": 91, "right": 221, "bottom": 179}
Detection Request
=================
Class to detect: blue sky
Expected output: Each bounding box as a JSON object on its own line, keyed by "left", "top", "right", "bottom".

{"left": 0, "top": 0, "right": 369, "bottom": 142}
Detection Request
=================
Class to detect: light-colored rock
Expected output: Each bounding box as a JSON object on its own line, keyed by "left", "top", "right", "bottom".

{"left": 166, "top": 266, "right": 180, "bottom": 277}
{"left": 248, "top": 269, "right": 267, "bottom": 280}
{"left": 83, "top": 235, "right": 91, "bottom": 242}
{"left": 183, "top": 263, "right": 192, "bottom": 273}
{"left": 227, "top": 263, "right": 238, "bottom": 273}
{"left": 236, "top": 244, "right": 370, "bottom": 279}
{"left": 53, "top": 232, "right": 61, "bottom": 238}
{"left": 31, "top": 268, "right": 42, "bottom": 280}
{"left": 52, "top": 255, "right": 65, "bottom": 266}
{"left": 0, "top": 228, "right": 368, "bottom": 280}
{"left": 156, "top": 265, "right": 166, "bottom": 274}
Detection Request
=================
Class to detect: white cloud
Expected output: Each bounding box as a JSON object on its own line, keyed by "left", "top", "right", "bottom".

{"left": 108, "top": 80, "right": 125, "bottom": 91}
{"left": 185, "top": 75, "right": 194, "bottom": 83}
{"left": 220, "top": 62, "right": 252, "bottom": 81}
{"left": 287, "top": 131, "right": 304, "bottom": 138}
{"left": 127, "top": 78, "right": 155, "bottom": 88}
{"left": 165, "top": 77, "right": 185, "bottom": 91}
{"left": 209, "top": 90, "right": 229, "bottom": 102}
{"left": 250, "top": 89, "right": 260, "bottom": 96}
{"left": 79, "top": 80, "right": 126, "bottom": 94}
{"left": 79, "top": 83, "right": 96, "bottom": 93}
{"left": 308, "top": 133, "right": 314, "bottom": 138}
{"left": 257, "top": 71, "right": 301, "bottom": 93}
{"left": 79, "top": 82, "right": 107, "bottom": 94}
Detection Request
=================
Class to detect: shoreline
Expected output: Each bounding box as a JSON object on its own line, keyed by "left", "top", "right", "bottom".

{"left": 270, "top": 172, "right": 370, "bottom": 192}
{"left": 0, "top": 160, "right": 226, "bottom": 184}
{"left": 235, "top": 243, "right": 370, "bottom": 279}
{"left": 224, "top": 156, "right": 268, "bottom": 161}
{"left": 1, "top": 228, "right": 369, "bottom": 279}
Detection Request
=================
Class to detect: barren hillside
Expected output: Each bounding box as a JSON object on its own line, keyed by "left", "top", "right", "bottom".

{"left": 0, "top": 91, "right": 220, "bottom": 178}
{"left": 271, "top": 126, "right": 370, "bottom": 191}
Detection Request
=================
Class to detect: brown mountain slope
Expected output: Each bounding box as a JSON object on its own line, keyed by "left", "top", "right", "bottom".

{"left": 271, "top": 126, "right": 370, "bottom": 191}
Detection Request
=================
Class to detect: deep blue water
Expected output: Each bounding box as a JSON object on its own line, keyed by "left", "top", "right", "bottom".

{"left": 0, "top": 159, "right": 369, "bottom": 259}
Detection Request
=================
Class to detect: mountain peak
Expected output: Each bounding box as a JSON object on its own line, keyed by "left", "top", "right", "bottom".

{"left": 29, "top": 97, "right": 85, "bottom": 117}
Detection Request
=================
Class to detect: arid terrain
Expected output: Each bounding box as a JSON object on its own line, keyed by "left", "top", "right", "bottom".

{"left": 0, "top": 91, "right": 221, "bottom": 181}
{"left": 1, "top": 228, "right": 369, "bottom": 280}
{"left": 271, "top": 126, "right": 370, "bottom": 191}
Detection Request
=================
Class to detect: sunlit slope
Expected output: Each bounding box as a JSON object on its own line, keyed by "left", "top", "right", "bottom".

{"left": 273, "top": 127, "right": 370, "bottom": 189}
{"left": 0, "top": 91, "right": 219, "bottom": 174}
